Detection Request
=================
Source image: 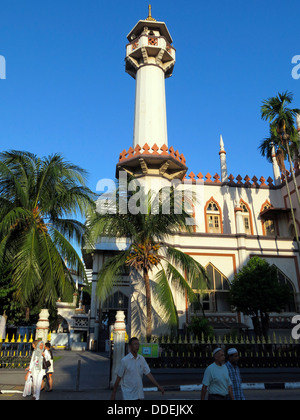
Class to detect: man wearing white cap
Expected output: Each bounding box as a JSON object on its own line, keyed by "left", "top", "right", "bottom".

{"left": 226, "top": 348, "right": 246, "bottom": 400}
{"left": 201, "top": 348, "right": 234, "bottom": 400}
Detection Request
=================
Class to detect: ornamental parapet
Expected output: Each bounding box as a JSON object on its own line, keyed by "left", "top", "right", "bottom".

{"left": 118, "top": 143, "right": 186, "bottom": 166}
{"left": 183, "top": 172, "right": 277, "bottom": 188}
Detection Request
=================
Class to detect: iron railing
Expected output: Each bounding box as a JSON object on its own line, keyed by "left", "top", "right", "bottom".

{"left": 0, "top": 334, "right": 34, "bottom": 369}
{"left": 140, "top": 334, "right": 300, "bottom": 369}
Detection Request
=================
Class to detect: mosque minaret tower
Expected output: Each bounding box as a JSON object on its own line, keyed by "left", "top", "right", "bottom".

{"left": 116, "top": 6, "right": 187, "bottom": 182}
{"left": 126, "top": 5, "right": 175, "bottom": 149}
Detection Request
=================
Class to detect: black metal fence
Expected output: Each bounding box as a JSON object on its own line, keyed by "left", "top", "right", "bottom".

{"left": 0, "top": 338, "right": 34, "bottom": 369}
{"left": 144, "top": 335, "right": 300, "bottom": 369}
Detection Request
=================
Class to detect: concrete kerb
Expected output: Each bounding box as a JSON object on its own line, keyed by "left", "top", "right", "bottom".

{"left": 144, "top": 382, "right": 300, "bottom": 392}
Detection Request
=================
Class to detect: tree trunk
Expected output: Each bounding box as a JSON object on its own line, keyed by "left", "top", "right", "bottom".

{"left": 261, "top": 312, "right": 270, "bottom": 342}
{"left": 251, "top": 313, "right": 261, "bottom": 338}
{"left": 143, "top": 269, "right": 152, "bottom": 343}
{"left": 25, "top": 307, "right": 30, "bottom": 321}
{"left": 283, "top": 168, "right": 300, "bottom": 253}
{"left": 286, "top": 140, "right": 300, "bottom": 211}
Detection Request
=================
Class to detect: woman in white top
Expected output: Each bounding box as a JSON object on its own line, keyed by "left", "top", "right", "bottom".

{"left": 23, "top": 340, "right": 37, "bottom": 397}
{"left": 28, "top": 341, "right": 46, "bottom": 400}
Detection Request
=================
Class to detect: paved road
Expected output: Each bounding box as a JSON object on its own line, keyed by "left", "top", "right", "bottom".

{"left": 1, "top": 350, "right": 300, "bottom": 401}
{"left": 0, "top": 388, "right": 299, "bottom": 401}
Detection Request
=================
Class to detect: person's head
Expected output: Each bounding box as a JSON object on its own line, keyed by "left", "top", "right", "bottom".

{"left": 227, "top": 348, "right": 239, "bottom": 366}
{"left": 129, "top": 337, "right": 139, "bottom": 354}
{"left": 45, "top": 342, "right": 51, "bottom": 350}
{"left": 39, "top": 341, "right": 44, "bottom": 351}
{"left": 213, "top": 348, "right": 225, "bottom": 365}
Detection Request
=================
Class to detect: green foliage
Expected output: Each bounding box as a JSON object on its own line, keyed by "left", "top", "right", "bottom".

{"left": 229, "top": 256, "right": 293, "bottom": 337}
{"left": 0, "top": 150, "right": 96, "bottom": 309}
{"left": 188, "top": 317, "right": 214, "bottom": 341}
{"left": 229, "top": 257, "right": 292, "bottom": 316}
{"left": 259, "top": 91, "right": 300, "bottom": 165}
{"left": 87, "top": 182, "right": 209, "bottom": 339}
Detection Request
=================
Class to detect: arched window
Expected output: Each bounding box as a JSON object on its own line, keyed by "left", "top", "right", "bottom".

{"left": 274, "top": 266, "right": 297, "bottom": 313}
{"left": 260, "top": 200, "right": 277, "bottom": 236}
{"left": 191, "top": 263, "right": 230, "bottom": 313}
{"left": 205, "top": 198, "right": 223, "bottom": 234}
{"left": 240, "top": 200, "right": 253, "bottom": 235}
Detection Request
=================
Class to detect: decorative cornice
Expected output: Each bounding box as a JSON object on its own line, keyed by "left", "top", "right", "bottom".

{"left": 182, "top": 172, "right": 277, "bottom": 188}
{"left": 118, "top": 143, "right": 186, "bottom": 166}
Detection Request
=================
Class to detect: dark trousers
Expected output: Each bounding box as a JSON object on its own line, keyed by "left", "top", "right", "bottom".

{"left": 208, "top": 394, "right": 228, "bottom": 400}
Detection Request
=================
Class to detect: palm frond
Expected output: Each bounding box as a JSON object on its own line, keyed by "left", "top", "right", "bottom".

{"left": 166, "top": 247, "right": 209, "bottom": 290}
{"left": 96, "top": 251, "right": 130, "bottom": 302}
{"left": 153, "top": 267, "right": 178, "bottom": 327}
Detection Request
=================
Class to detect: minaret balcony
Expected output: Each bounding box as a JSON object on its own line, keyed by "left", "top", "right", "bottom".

{"left": 126, "top": 35, "right": 176, "bottom": 79}
{"left": 116, "top": 144, "right": 187, "bottom": 181}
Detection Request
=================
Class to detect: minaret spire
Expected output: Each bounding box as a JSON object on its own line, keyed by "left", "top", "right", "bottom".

{"left": 146, "top": 4, "right": 156, "bottom": 21}
{"left": 219, "top": 135, "right": 228, "bottom": 182}
{"left": 271, "top": 142, "right": 281, "bottom": 186}
{"left": 297, "top": 113, "right": 300, "bottom": 137}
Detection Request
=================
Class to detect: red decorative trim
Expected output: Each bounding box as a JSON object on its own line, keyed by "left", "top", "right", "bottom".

{"left": 118, "top": 144, "right": 187, "bottom": 166}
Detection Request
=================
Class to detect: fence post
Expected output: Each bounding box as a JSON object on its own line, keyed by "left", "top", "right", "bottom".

{"left": 35, "top": 309, "right": 50, "bottom": 343}
{"left": 0, "top": 314, "right": 7, "bottom": 339}
{"left": 76, "top": 360, "right": 81, "bottom": 392}
{"left": 110, "top": 311, "right": 126, "bottom": 389}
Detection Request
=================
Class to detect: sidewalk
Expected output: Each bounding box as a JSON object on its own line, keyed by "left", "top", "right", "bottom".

{"left": 1, "top": 350, "right": 300, "bottom": 400}
{"left": 0, "top": 350, "right": 114, "bottom": 400}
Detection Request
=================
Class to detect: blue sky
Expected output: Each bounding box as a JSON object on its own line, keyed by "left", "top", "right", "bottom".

{"left": 0, "top": 0, "right": 300, "bottom": 194}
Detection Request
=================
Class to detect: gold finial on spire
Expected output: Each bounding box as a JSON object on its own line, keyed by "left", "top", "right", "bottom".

{"left": 146, "top": 4, "right": 156, "bottom": 21}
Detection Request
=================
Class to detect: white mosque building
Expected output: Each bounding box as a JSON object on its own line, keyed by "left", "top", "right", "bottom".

{"left": 84, "top": 8, "right": 300, "bottom": 350}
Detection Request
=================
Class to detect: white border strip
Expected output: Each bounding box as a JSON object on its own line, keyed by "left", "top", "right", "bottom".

{"left": 180, "top": 384, "right": 203, "bottom": 392}
{"left": 285, "top": 382, "right": 300, "bottom": 390}
{"left": 0, "top": 390, "right": 23, "bottom": 394}
{"left": 242, "top": 383, "right": 265, "bottom": 390}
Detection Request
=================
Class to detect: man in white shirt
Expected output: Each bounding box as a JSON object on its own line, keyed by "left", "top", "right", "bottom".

{"left": 111, "top": 337, "right": 165, "bottom": 400}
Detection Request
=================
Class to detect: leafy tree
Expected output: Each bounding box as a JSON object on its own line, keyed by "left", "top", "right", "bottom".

{"left": 87, "top": 180, "right": 209, "bottom": 342}
{"left": 188, "top": 317, "right": 214, "bottom": 341}
{"left": 229, "top": 256, "right": 293, "bottom": 339}
{"left": 0, "top": 151, "right": 96, "bottom": 314}
{"left": 259, "top": 91, "right": 300, "bottom": 249}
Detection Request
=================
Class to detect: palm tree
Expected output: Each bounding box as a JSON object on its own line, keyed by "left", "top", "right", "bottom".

{"left": 260, "top": 92, "right": 300, "bottom": 250}
{"left": 0, "top": 150, "right": 96, "bottom": 313}
{"left": 87, "top": 180, "right": 209, "bottom": 342}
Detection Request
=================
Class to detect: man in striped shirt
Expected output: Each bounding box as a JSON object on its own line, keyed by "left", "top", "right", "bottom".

{"left": 226, "top": 348, "right": 246, "bottom": 400}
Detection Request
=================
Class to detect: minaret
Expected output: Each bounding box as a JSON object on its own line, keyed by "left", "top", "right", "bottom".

{"left": 126, "top": 5, "right": 175, "bottom": 149}
{"left": 297, "top": 114, "right": 300, "bottom": 133}
{"left": 271, "top": 143, "right": 281, "bottom": 186}
{"left": 219, "top": 135, "right": 228, "bottom": 183}
{"left": 117, "top": 7, "right": 187, "bottom": 182}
